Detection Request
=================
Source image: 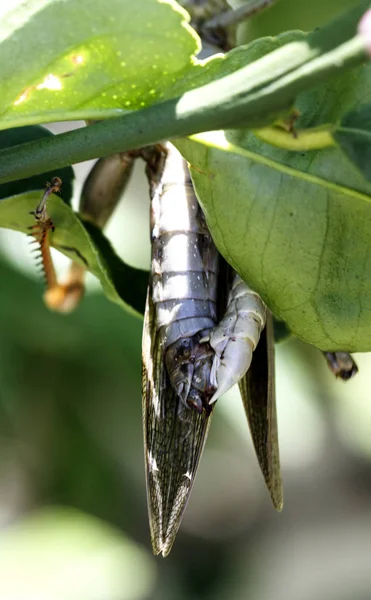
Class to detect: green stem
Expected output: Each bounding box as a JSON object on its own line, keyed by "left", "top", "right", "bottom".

{"left": 0, "top": 4, "right": 368, "bottom": 183}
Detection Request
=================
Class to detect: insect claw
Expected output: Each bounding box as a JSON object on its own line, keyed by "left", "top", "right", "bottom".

{"left": 27, "top": 177, "right": 61, "bottom": 291}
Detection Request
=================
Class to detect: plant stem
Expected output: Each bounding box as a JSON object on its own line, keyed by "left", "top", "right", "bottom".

{"left": 203, "top": 0, "right": 277, "bottom": 30}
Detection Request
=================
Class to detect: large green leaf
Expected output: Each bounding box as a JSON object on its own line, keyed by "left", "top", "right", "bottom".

{"left": 162, "top": 30, "right": 305, "bottom": 98}
{"left": 0, "top": 0, "right": 199, "bottom": 128}
{"left": 175, "top": 58, "right": 371, "bottom": 352}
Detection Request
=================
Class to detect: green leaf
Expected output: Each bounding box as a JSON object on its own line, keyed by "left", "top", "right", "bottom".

{"left": 162, "top": 30, "right": 306, "bottom": 99}
{"left": 175, "top": 58, "right": 371, "bottom": 352}
{"left": 0, "top": 0, "right": 199, "bottom": 129}
{"left": 0, "top": 191, "right": 148, "bottom": 316}
{"left": 0, "top": 12, "right": 366, "bottom": 187}
{"left": 0, "top": 6, "right": 368, "bottom": 183}
{"left": 82, "top": 220, "right": 149, "bottom": 314}
{"left": 334, "top": 104, "right": 371, "bottom": 182}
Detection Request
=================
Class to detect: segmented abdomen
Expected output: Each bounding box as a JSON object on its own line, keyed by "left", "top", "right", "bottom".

{"left": 206, "top": 272, "right": 266, "bottom": 403}
{"left": 149, "top": 143, "right": 219, "bottom": 410}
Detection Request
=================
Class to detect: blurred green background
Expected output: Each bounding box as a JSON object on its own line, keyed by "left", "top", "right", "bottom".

{"left": 1, "top": 1, "right": 371, "bottom": 598}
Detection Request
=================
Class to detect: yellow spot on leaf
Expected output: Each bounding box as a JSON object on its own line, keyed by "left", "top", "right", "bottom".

{"left": 71, "top": 54, "right": 84, "bottom": 66}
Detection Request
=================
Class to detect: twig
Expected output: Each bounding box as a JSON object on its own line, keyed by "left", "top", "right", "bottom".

{"left": 203, "top": 0, "right": 277, "bottom": 30}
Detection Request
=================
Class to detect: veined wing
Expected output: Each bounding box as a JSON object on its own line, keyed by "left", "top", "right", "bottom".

{"left": 239, "top": 311, "right": 283, "bottom": 511}
{"left": 142, "top": 289, "right": 212, "bottom": 557}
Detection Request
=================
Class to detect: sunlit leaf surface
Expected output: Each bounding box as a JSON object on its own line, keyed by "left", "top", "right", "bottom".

{"left": 0, "top": 0, "right": 199, "bottom": 128}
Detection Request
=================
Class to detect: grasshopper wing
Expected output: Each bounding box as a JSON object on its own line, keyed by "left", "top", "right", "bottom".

{"left": 239, "top": 311, "right": 283, "bottom": 511}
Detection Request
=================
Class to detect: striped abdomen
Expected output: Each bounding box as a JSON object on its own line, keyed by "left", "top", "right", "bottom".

{"left": 148, "top": 143, "right": 219, "bottom": 411}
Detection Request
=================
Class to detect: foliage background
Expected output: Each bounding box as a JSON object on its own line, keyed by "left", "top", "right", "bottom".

{"left": 1, "top": 131, "right": 371, "bottom": 599}
{"left": 1, "top": 1, "right": 371, "bottom": 599}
